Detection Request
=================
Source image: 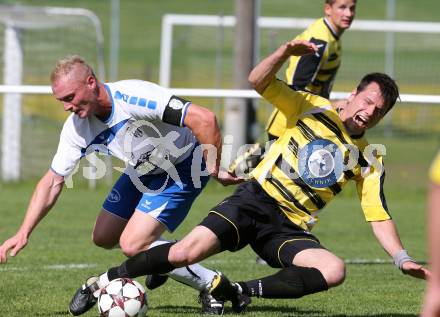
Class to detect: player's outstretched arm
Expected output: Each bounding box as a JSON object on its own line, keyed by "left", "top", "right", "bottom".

{"left": 0, "top": 169, "right": 65, "bottom": 263}
{"left": 370, "top": 219, "right": 430, "bottom": 280}
{"left": 183, "top": 104, "right": 242, "bottom": 186}
{"left": 249, "top": 39, "right": 318, "bottom": 94}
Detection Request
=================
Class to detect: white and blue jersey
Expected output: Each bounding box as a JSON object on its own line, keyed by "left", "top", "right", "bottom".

{"left": 51, "top": 79, "right": 196, "bottom": 176}
{"left": 51, "top": 79, "right": 209, "bottom": 232}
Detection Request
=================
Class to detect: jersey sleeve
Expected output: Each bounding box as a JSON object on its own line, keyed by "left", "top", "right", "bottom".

{"left": 116, "top": 81, "right": 191, "bottom": 127}
{"left": 262, "top": 78, "right": 314, "bottom": 120}
{"left": 286, "top": 37, "right": 327, "bottom": 90}
{"left": 355, "top": 156, "right": 391, "bottom": 222}
{"left": 50, "top": 124, "right": 82, "bottom": 177}
{"left": 429, "top": 151, "right": 440, "bottom": 185}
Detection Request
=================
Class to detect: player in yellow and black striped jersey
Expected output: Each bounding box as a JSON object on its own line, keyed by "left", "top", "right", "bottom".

{"left": 248, "top": 0, "right": 357, "bottom": 265}
{"left": 421, "top": 152, "right": 440, "bottom": 317}
{"left": 252, "top": 79, "right": 389, "bottom": 231}
{"left": 267, "top": 0, "right": 356, "bottom": 140}
{"left": 229, "top": 0, "right": 356, "bottom": 176}
{"left": 429, "top": 151, "right": 440, "bottom": 185}
{"left": 84, "top": 41, "right": 429, "bottom": 309}
{"left": 284, "top": 18, "right": 341, "bottom": 98}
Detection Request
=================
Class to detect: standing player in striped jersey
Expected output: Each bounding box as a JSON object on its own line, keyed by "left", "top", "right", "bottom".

{"left": 267, "top": 0, "right": 356, "bottom": 140}
{"left": 70, "top": 40, "right": 429, "bottom": 311}
{"left": 421, "top": 152, "right": 440, "bottom": 317}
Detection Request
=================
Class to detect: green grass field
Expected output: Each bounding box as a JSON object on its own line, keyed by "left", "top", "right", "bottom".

{"left": 0, "top": 1, "right": 439, "bottom": 316}
{"left": 0, "top": 136, "right": 438, "bottom": 316}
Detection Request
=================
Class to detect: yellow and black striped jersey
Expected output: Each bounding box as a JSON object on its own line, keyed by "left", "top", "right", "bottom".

{"left": 430, "top": 151, "right": 440, "bottom": 185}
{"left": 267, "top": 17, "right": 342, "bottom": 139}
{"left": 285, "top": 17, "right": 341, "bottom": 97}
{"left": 252, "top": 79, "right": 390, "bottom": 231}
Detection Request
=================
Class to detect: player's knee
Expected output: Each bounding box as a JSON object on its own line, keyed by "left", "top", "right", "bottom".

{"left": 168, "top": 243, "right": 196, "bottom": 266}
{"left": 322, "top": 258, "right": 346, "bottom": 287}
{"left": 92, "top": 231, "right": 118, "bottom": 249}
{"left": 119, "top": 239, "right": 146, "bottom": 257}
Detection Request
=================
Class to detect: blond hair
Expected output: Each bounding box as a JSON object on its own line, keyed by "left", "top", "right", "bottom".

{"left": 325, "top": 0, "right": 356, "bottom": 5}
{"left": 50, "top": 55, "right": 96, "bottom": 84}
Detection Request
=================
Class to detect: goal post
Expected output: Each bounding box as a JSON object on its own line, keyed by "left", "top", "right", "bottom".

{"left": 2, "top": 25, "right": 22, "bottom": 181}
{"left": 0, "top": 4, "right": 105, "bottom": 182}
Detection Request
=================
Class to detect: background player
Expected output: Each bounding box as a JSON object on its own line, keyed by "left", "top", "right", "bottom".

{"left": 421, "top": 151, "right": 440, "bottom": 317}
{"left": 267, "top": 0, "right": 356, "bottom": 140}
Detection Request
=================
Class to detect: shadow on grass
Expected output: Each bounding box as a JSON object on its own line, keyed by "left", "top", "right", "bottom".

{"left": 151, "top": 304, "right": 200, "bottom": 314}
{"left": 35, "top": 311, "right": 70, "bottom": 316}
{"left": 144, "top": 303, "right": 418, "bottom": 317}
{"left": 246, "top": 304, "right": 418, "bottom": 317}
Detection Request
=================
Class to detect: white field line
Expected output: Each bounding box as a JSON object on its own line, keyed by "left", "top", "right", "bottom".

{"left": 0, "top": 263, "right": 98, "bottom": 272}
{"left": 0, "top": 259, "right": 427, "bottom": 272}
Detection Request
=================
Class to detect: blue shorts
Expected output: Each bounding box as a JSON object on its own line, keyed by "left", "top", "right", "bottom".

{"left": 102, "top": 152, "right": 209, "bottom": 232}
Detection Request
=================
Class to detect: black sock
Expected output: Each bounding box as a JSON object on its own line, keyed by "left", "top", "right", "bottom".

{"left": 239, "top": 266, "right": 328, "bottom": 299}
{"left": 108, "top": 242, "right": 176, "bottom": 281}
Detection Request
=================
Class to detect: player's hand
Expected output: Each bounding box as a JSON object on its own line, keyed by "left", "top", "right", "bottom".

{"left": 284, "top": 39, "right": 318, "bottom": 57}
{"left": 401, "top": 260, "right": 431, "bottom": 280}
{"left": 214, "top": 170, "right": 245, "bottom": 186}
{"left": 0, "top": 232, "right": 28, "bottom": 263}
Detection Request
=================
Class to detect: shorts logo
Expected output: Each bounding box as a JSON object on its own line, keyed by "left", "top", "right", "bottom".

{"left": 140, "top": 200, "right": 152, "bottom": 210}
{"left": 108, "top": 189, "right": 121, "bottom": 203}
{"left": 298, "top": 139, "right": 343, "bottom": 188}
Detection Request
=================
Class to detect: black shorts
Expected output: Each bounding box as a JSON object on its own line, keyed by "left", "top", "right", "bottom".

{"left": 199, "top": 180, "right": 324, "bottom": 268}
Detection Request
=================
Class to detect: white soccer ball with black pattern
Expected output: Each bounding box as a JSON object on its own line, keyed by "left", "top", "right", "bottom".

{"left": 97, "top": 278, "right": 148, "bottom": 317}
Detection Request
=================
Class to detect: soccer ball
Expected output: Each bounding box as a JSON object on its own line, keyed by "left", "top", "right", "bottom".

{"left": 97, "top": 278, "right": 148, "bottom": 317}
